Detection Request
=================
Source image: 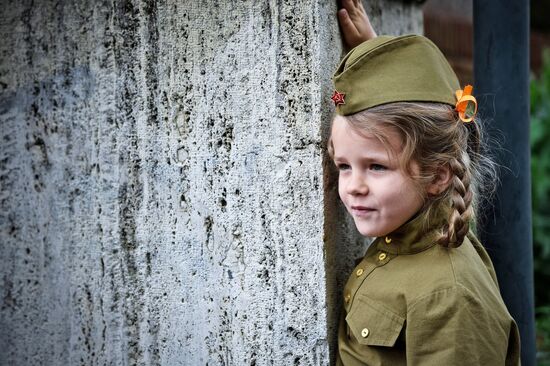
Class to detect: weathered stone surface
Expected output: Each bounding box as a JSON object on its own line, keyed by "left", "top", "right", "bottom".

{"left": 0, "top": 1, "right": 421, "bottom": 365}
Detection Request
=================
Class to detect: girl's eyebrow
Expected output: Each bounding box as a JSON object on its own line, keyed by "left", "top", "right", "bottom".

{"left": 334, "top": 153, "right": 391, "bottom": 162}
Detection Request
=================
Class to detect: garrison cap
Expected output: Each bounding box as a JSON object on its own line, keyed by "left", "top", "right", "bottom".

{"left": 331, "top": 34, "right": 461, "bottom": 116}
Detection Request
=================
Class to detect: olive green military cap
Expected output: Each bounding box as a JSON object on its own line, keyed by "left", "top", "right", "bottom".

{"left": 332, "top": 34, "right": 461, "bottom": 116}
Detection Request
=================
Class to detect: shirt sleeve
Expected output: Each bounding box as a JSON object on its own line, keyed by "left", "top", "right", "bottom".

{"left": 405, "top": 285, "right": 517, "bottom": 366}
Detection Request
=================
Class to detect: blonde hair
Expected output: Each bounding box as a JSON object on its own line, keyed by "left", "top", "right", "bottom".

{"left": 328, "top": 102, "right": 498, "bottom": 248}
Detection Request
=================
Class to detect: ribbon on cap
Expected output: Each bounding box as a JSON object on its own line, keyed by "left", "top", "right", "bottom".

{"left": 455, "top": 85, "right": 477, "bottom": 123}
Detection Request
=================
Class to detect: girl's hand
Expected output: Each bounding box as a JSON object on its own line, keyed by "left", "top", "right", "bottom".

{"left": 338, "top": 0, "right": 377, "bottom": 49}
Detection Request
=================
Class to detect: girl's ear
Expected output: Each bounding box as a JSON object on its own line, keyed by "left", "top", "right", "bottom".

{"left": 426, "top": 165, "right": 452, "bottom": 195}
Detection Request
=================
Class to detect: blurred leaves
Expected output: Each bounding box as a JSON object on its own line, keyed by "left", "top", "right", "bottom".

{"left": 532, "top": 49, "right": 550, "bottom": 355}
{"left": 538, "top": 306, "right": 550, "bottom": 356}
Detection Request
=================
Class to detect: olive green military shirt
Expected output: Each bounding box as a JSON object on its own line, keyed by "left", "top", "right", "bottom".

{"left": 336, "top": 213, "right": 521, "bottom": 366}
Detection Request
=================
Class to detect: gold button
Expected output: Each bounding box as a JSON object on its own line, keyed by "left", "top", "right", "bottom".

{"left": 361, "top": 328, "right": 370, "bottom": 338}
{"left": 345, "top": 293, "right": 351, "bottom": 303}
{"left": 356, "top": 268, "right": 364, "bottom": 276}
{"left": 378, "top": 253, "right": 387, "bottom": 261}
{"left": 385, "top": 236, "right": 392, "bottom": 244}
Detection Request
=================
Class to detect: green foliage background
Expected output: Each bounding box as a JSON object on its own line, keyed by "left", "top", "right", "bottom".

{"left": 531, "top": 49, "right": 550, "bottom": 361}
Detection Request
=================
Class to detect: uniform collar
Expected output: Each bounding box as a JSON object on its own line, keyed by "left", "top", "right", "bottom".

{"left": 375, "top": 205, "right": 449, "bottom": 255}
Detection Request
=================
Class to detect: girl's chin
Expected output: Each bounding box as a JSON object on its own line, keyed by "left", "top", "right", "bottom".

{"left": 358, "top": 230, "right": 384, "bottom": 238}
{"left": 352, "top": 218, "right": 395, "bottom": 238}
{"left": 354, "top": 224, "right": 387, "bottom": 238}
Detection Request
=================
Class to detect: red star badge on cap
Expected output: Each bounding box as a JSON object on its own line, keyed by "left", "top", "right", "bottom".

{"left": 331, "top": 90, "right": 346, "bottom": 106}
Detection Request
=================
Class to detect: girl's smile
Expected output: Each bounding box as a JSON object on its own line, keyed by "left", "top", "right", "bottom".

{"left": 350, "top": 206, "right": 376, "bottom": 217}
{"left": 331, "top": 116, "right": 425, "bottom": 237}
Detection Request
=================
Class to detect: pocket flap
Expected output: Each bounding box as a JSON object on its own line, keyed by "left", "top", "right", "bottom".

{"left": 345, "top": 296, "right": 405, "bottom": 347}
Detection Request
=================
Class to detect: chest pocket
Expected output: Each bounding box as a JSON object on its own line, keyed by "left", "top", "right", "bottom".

{"left": 345, "top": 295, "right": 405, "bottom": 347}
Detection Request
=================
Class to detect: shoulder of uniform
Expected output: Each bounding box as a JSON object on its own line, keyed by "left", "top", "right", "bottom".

{"left": 407, "top": 283, "right": 479, "bottom": 314}
{"left": 445, "top": 232, "right": 501, "bottom": 289}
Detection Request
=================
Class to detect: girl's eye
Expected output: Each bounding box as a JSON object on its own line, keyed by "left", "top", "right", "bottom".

{"left": 336, "top": 163, "right": 351, "bottom": 171}
{"left": 370, "top": 164, "right": 387, "bottom": 171}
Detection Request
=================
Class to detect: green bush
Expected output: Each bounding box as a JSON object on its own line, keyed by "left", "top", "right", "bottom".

{"left": 531, "top": 49, "right": 550, "bottom": 358}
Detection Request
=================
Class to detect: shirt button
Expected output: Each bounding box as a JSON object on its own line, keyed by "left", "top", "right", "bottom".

{"left": 345, "top": 293, "right": 351, "bottom": 303}
{"left": 361, "top": 328, "right": 370, "bottom": 338}
{"left": 378, "top": 252, "right": 387, "bottom": 261}
{"left": 356, "top": 268, "right": 364, "bottom": 276}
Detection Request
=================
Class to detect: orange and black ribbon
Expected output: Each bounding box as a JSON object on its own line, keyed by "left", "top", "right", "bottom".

{"left": 455, "top": 85, "right": 477, "bottom": 123}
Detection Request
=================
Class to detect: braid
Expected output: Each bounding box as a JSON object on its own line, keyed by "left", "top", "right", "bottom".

{"left": 440, "top": 156, "right": 474, "bottom": 248}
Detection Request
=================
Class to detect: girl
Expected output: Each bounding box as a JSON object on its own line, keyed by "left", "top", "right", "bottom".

{"left": 330, "top": 1, "right": 520, "bottom": 365}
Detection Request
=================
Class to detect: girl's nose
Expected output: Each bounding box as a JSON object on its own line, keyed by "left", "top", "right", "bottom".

{"left": 347, "top": 171, "right": 369, "bottom": 195}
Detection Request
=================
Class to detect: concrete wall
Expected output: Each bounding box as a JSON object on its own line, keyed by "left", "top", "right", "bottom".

{"left": 0, "top": 1, "right": 421, "bottom": 365}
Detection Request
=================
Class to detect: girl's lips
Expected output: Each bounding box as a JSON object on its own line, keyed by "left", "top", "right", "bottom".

{"left": 350, "top": 206, "right": 376, "bottom": 216}
{"left": 351, "top": 205, "right": 375, "bottom": 211}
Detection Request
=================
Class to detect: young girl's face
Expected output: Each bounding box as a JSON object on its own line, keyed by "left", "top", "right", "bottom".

{"left": 331, "top": 116, "right": 425, "bottom": 237}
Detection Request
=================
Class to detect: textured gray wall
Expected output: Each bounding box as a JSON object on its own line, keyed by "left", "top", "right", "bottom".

{"left": 0, "top": 1, "right": 421, "bottom": 365}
